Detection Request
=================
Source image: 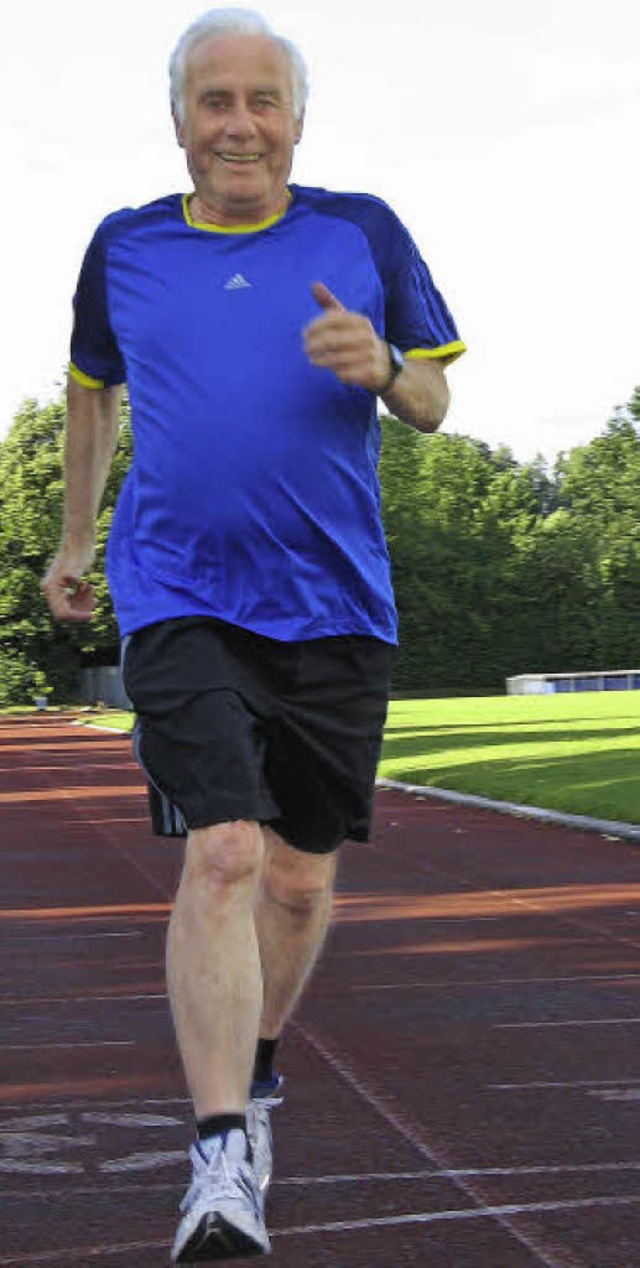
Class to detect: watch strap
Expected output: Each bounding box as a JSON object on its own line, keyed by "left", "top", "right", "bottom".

{"left": 378, "top": 343, "right": 404, "bottom": 394}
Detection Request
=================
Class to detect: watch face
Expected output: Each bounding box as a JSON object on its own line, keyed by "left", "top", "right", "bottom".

{"left": 378, "top": 343, "right": 404, "bottom": 396}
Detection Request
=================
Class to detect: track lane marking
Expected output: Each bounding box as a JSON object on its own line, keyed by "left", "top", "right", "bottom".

{"left": 0, "top": 993, "right": 166, "bottom": 1006}
{"left": 294, "top": 1021, "right": 580, "bottom": 1268}
{"left": 357, "top": 971, "right": 640, "bottom": 991}
{"left": 11, "top": 933, "right": 143, "bottom": 943}
{"left": 4, "top": 1159, "right": 640, "bottom": 1199}
{"left": 0, "top": 1097, "right": 190, "bottom": 1111}
{"left": 275, "top": 1193, "right": 640, "bottom": 1237}
{"left": 490, "top": 1078, "right": 640, "bottom": 1090}
{"left": 1, "top": 1042, "right": 136, "bottom": 1051}
{"left": 497, "top": 1017, "right": 640, "bottom": 1029}
{"left": 2, "top": 1196, "right": 640, "bottom": 1263}
{"left": 0, "top": 1242, "right": 169, "bottom": 1265}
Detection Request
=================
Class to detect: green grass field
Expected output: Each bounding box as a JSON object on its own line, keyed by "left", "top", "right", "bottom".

{"left": 380, "top": 692, "right": 640, "bottom": 824}
{"left": 71, "top": 692, "right": 640, "bottom": 826}
{"left": 83, "top": 711, "right": 133, "bottom": 731}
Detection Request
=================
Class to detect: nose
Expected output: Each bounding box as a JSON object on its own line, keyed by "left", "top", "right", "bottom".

{"left": 225, "top": 102, "right": 257, "bottom": 137}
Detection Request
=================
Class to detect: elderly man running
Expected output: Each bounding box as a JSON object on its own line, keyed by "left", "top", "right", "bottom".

{"left": 43, "top": 7, "right": 465, "bottom": 1261}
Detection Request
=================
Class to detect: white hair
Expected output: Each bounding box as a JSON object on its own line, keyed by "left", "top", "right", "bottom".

{"left": 169, "top": 8, "right": 309, "bottom": 124}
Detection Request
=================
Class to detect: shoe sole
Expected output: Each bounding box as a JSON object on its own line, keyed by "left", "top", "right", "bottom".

{"left": 174, "top": 1210, "right": 270, "bottom": 1262}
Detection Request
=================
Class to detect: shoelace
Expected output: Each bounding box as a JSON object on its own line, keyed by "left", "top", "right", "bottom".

{"left": 180, "top": 1142, "right": 253, "bottom": 1214}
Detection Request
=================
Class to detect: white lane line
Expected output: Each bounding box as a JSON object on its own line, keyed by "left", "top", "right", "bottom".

{"left": 490, "top": 1078, "right": 640, "bottom": 1090}
{"left": 274, "top": 1193, "right": 640, "bottom": 1238}
{"left": 82, "top": 1112, "right": 182, "bottom": 1128}
{"left": 4, "top": 1160, "right": 640, "bottom": 1200}
{"left": 497, "top": 1018, "right": 640, "bottom": 1029}
{"left": 590, "top": 1089, "right": 640, "bottom": 1101}
{"left": 0, "top": 1160, "right": 84, "bottom": 1175}
{"left": 100, "top": 1149, "right": 185, "bottom": 1173}
{"left": 0, "top": 1115, "right": 71, "bottom": 1129}
{"left": 0, "top": 1097, "right": 190, "bottom": 1113}
{"left": 294, "top": 1021, "right": 573, "bottom": 1268}
{"left": 0, "top": 1128, "right": 93, "bottom": 1147}
{"left": 12, "top": 933, "right": 143, "bottom": 943}
{"left": 3, "top": 1195, "right": 636, "bottom": 1262}
{"left": 278, "top": 1161, "right": 640, "bottom": 1183}
{"left": 358, "top": 973, "right": 640, "bottom": 991}
{"left": 0, "top": 993, "right": 166, "bottom": 1006}
{"left": 0, "top": 1242, "right": 168, "bottom": 1265}
{"left": 1, "top": 1042, "right": 136, "bottom": 1051}
{"left": 0, "top": 1183, "right": 179, "bottom": 1197}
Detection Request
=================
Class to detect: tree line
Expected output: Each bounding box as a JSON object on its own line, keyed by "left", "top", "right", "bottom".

{"left": 1, "top": 387, "right": 639, "bottom": 704}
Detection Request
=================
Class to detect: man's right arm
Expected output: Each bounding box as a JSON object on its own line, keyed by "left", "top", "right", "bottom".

{"left": 42, "top": 377, "right": 123, "bottom": 622}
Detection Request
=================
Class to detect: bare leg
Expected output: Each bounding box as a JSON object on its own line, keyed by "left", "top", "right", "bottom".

{"left": 255, "top": 828, "right": 338, "bottom": 1040}
{"left": 166, "top": 819, "right": 264, "bottom": 1118}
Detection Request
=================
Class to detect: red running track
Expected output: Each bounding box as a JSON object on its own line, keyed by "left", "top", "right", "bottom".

{"left": 2, "top": 714, "right": 640, "bottom": 1266}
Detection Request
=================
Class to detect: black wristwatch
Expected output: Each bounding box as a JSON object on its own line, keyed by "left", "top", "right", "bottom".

{"left": 378, "top": 343, "right": 404, "bottom": 394}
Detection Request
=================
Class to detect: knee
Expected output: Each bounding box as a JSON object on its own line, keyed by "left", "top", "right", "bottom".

{"left": 264, "top": 851, "right": 336, "bottom": 920}
{"left": 185, "top": 820, "right": 264, "bottom": 893}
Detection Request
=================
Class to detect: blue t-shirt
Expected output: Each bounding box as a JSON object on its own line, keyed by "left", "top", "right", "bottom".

{"left": 70, "top": 185, "right": 465, "bottom": 641}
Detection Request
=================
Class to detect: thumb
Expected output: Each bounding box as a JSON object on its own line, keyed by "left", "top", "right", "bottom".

{"left": 311, "top": 281, "right": 344, "bottom": 312}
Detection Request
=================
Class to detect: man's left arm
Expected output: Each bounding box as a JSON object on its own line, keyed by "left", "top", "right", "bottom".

{"left": 378, "top": 355, "right": 449, "bottom": 434}
{"left": 304, "top": 281, "right": 452, "bottom": 434}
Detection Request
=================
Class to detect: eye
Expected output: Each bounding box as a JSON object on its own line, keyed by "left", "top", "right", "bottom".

{"left": 254, "top": 93, "right": 279, "bottom": 111}
{"left": 202, "top": 94, "right": 228, "bottom": 112}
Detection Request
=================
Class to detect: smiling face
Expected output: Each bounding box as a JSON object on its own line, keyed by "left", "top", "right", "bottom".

{"left": 174, "top": 33, "right": 304, "bottom": 226}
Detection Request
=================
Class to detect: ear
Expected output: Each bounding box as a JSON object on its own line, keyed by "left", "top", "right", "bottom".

{"left": 293, "top": 108, "right": 305, "bottom": 145}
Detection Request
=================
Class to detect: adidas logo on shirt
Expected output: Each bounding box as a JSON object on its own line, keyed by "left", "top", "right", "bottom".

{"left": 224, "top": 273, "right": 252, "bottom": 290}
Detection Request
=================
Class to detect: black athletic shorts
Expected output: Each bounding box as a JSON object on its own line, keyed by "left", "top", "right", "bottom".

{"left": 122, "top": 617, "right": 394, "bottom": 854}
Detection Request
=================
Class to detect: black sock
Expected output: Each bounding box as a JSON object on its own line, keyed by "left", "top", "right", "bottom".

{"left": 253, "top": 1037, "right": 279, "bottom": 1086}
{"left": 196, "top": 1112, "right": 247, "bottom": 1144}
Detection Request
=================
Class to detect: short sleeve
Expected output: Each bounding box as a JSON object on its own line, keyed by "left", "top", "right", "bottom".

{"left": 69, "top": 222, "right": 127, "bottom": 388}
{"left": 384, "top": 216, "right": 466, "bottom": 364}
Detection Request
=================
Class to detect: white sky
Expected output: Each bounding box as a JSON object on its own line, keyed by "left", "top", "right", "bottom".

{"left": 2, "top": 0, "right": 638, "bottom": 462}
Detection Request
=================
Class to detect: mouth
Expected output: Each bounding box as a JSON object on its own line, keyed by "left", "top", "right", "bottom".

{"left": 217, "top": 153, "right": 262, "bottom": 165}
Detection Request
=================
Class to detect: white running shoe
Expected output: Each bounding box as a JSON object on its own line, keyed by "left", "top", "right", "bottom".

{"left": 172, "top": 1129, "right": 270, "bottom": 1262}
{"left": 246, "top": 1077, "right": 284, "bottom": 1199}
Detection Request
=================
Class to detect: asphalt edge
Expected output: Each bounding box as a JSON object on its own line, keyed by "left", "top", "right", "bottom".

{"left": 376, "top": 777, "right": 640, "bottom": 844}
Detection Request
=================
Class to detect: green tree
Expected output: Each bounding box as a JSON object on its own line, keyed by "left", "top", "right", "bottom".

{"left": 555, "top": 399, "right": 640, "bottom": 667}
{"left": 379, "top": 389, "right": 639, "bottom": 692}
{"left": 0, "top": 390, "right": 132, "bottom": 703}
{"left": 380, "top": 421, "right": 556, "bottom": 691}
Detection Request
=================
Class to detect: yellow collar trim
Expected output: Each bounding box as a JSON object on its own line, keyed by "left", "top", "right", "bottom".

{"left": 182, "top": 190, "right": 292, "bottom": 234}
